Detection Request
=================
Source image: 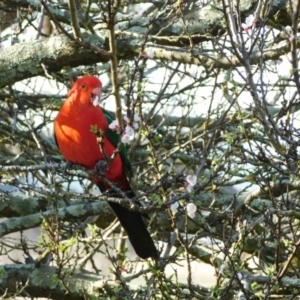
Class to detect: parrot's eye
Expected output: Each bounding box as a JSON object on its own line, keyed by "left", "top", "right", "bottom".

{"left": 81, "top": 84, "right": 87, "bottom": 90}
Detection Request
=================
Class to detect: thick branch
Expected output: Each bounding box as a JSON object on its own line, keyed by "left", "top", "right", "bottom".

{"left": 0, "top": 33, "right": 108, "bottom": 88}
{"left": 0, "top": 200, "right": 120, "bottom": 238}
{"left": 0, "top": 264, "right": 115, "bottom": 300}
{"left": 0, "top": 31, "right": 292, "bottom": 88}
{"left": 1, "top": 0, "right": 291, "bottom": 34}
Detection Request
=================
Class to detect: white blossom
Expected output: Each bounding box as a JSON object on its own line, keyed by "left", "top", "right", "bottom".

{"left": 186, "top": 184, "right": 193, "bottom": 193}
{"left": 124, "top": 114, "right": 140, "bottom": 129}
{"left": 121, "top": 135, "right": 131, "bottom": 144}
{"left": 124, "top": 114, "right": 140, "bottom": 123}
{"left": 125, "top": 125, "right": 135, "bottom": 136}
{"left": 284, "top": 26, "right": 295, "bottom": 42}
{"left": 108, "top": 120, "right": 120, "bottom": 131}
{"left": 219, "top": 263, "right": 229, "bottom": 276}
{"left": 185, "top": 174, "right": 197, "bottom": 193}
{"left": 132, "top": 122, "right": 139, "bottom": 130}
{"left": 284, "top": 26, "right": 293, "bottom": 36}
{"left": 170, "top": 202, "right": 179, "bottom": 214}
{"left": 144, "top": 48, "right": 154, "bottom": 59}
{"left": 186, "top": 203, "right": 197, "bottom": 218}
{"left": 11, "top": 22, "right": 19, "bottom": 33}
{"left": 133, "top": 113, "right": 140, "bottom": 122}
{"left": 121, "top": 125, "right": 135, "bottom": 144}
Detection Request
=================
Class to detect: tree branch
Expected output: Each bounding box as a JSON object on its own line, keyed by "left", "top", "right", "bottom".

{"left": 0, "top": 264, "right": 113, "bottom": 300}
{"left": 67, "top": 0, "right": 82, "bottom": 39}
{"left": 0, "top": 30, "right": 293, "bottom": 88}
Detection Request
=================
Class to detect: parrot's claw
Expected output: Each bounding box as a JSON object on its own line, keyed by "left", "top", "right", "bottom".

{"left": 64, "top": 161, "right": 75, "bottom": 175}
{"left": 94, "top": 160, "right": 109, "bottom": 174}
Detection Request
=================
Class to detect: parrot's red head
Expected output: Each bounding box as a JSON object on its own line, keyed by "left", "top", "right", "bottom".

{"left": 68, "top": 76, "right": 102, "bottom": 106}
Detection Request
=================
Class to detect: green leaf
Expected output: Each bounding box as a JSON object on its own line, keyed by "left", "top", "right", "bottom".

{"left": 90, "top": 124, "right": 98, "bottom": 133}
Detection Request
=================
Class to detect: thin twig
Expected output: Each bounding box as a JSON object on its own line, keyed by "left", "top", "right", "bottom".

{"left": 68, "top": 0, "right": 82, "bottom": 39}
{"left": 107, "top": 0, "right": 123, "bottom": 128}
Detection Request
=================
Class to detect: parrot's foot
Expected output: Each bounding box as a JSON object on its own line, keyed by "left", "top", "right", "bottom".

{"left": 94, "top": 160, "right": 109, "bottom": 174}
{"left": 64, "top": 161, "right": 75, "bottom": 175}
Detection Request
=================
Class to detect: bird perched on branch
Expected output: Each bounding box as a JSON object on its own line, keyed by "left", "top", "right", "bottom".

{"left": 54, "top": 75, "right": 158, "bottom": 259}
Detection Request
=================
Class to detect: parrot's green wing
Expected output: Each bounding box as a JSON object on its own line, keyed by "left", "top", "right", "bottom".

{"left": 101, "top": 108, "right": 133, "bottom": 179}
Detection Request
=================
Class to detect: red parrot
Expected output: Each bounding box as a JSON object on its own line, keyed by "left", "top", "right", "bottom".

{"left": 54, "top": 76, "right": 158, "bottom": 259}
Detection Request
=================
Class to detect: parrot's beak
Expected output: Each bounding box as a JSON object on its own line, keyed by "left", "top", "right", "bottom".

{"left": 91, "top": 87, "right": 101, "bottom": 106}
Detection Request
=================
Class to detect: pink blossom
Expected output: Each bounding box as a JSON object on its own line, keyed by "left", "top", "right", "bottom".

{"left": 242, "top": 14, "right": 256, "bottom": 34}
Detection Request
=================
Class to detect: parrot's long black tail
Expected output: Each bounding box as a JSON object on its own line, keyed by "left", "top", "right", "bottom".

{"left": 98, "top": 184, "right": 158, "bottom": 259}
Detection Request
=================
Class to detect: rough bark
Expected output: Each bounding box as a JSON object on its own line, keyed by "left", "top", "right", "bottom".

{"left": 0, "top": 32, "right": 292, "bottom": 88}
{"left": 0, "top": 264, "right": 119, "bottom": 300}
{"left": 0, "top": 0, "right": 294, "bottom": 88}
